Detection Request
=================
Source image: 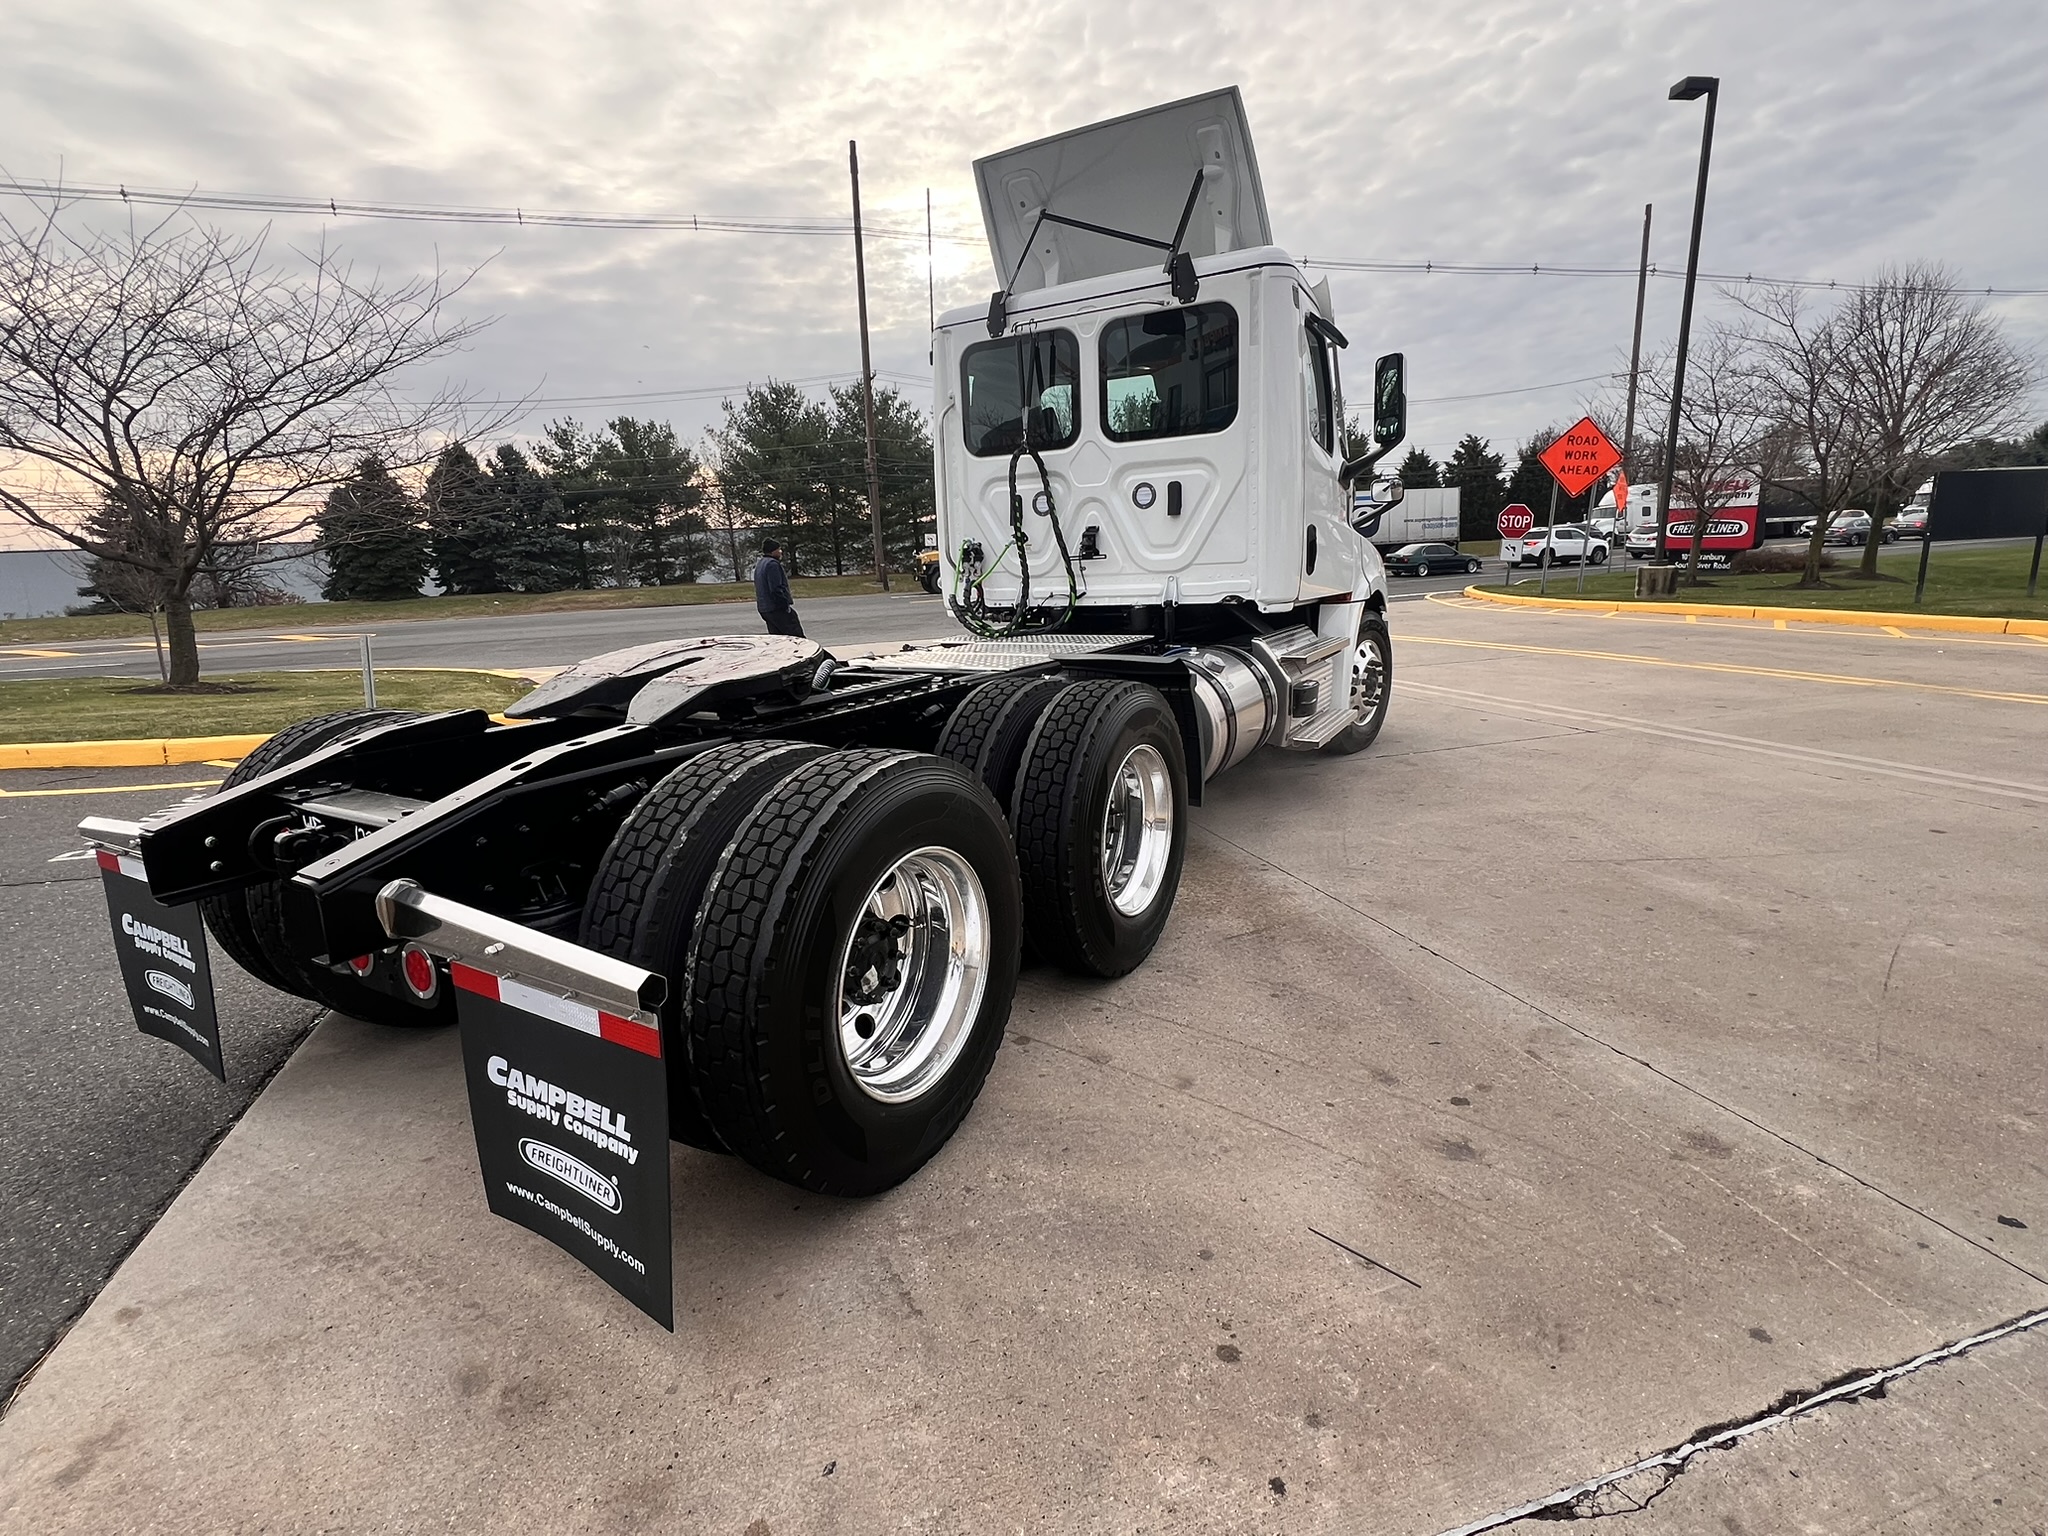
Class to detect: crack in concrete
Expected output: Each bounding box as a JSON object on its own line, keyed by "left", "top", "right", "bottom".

{"left": 1434, "top": 1304, "right": 2048, "bottom": 1531}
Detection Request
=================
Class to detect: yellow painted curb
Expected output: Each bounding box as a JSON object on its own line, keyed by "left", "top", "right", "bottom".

{"left": 0, "top": 734, "right": 272, "bottom": 770}
{"left": 1462, "top": 585, "right": 2048, "bottom": 636}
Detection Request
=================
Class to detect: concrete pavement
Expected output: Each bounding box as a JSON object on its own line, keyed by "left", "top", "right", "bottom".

{"left": 1, "top": 595, "right": 2043, "bottom": 1532}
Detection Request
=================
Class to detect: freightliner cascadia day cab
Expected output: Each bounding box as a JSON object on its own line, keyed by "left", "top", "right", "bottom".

{"left": 80, "top": 89, "right": 1408, "bottom": 1325}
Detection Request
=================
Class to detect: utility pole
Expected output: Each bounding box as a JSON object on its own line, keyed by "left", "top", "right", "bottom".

{"left": 1621, "top": 203, "right": 1652, "bottom": 486}
{"left": 850, "top": 139, "right": 890, "bottom": 590}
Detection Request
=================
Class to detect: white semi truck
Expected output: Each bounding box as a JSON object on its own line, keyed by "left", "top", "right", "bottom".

{"left": 80, "top": 89, "right": 1405, "bottom": 1323}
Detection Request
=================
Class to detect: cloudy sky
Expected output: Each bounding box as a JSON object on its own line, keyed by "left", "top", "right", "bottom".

{"left": 3, "top": 0, "right": 2045, "bottom": 516}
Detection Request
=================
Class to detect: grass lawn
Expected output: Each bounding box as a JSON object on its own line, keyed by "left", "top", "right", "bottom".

{"left": 1476, "top": 544, "right": 2048, "bottom": 620}
{"left": 0, "top": 573, "right": 895, "bottom": 645}
{"left": 0, "top": 669, "right": 533, "bottom": 743}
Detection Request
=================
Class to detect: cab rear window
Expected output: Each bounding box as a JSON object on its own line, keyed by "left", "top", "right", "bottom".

{"left": 961, "top": 331, "right": 1079, "bottom": 457}
{"left": 1101, "top": 303, "right": 1239, "bottom": 441}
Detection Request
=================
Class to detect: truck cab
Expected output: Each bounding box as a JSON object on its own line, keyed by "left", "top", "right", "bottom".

{"left": 932, "top": 89, "right": 1398, "bottom": 663}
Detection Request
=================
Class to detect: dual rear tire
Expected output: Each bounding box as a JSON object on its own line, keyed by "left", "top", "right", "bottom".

{"left": 576, "top": 674, "right": 1191, "bottom": 1195}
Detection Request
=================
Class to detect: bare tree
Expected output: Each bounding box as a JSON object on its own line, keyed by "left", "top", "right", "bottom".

{"left": 1734, "top": 286, "right": 1870, "bottom": 586}
{"left": 1836, "top": 262, "right": 2039, "bottom": 578}
{"left": 0, "top": 195, "right": 495, "bottom": 684}
{"left": 1637, "top": 326, "right": 1767, "bottom": 585}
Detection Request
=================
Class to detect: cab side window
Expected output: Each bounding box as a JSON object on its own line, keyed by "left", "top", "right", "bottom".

{"left": 1303, "top": 325, "right": 1335, "bottom": 455}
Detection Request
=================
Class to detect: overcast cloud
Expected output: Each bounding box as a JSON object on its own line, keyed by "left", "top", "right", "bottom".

{"left": 3, "top": 0, "right": 2044, "bottom": 531}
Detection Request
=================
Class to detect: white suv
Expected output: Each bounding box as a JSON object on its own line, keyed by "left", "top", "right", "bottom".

{"left": 1516, "top": 524, "right": 1609, "bottom": 566}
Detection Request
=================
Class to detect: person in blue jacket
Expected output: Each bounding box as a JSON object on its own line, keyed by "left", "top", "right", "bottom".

{"left": 753, "top": 537, "right": 803, "bottom": 637}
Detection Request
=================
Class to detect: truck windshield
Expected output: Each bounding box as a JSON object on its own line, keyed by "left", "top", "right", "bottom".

{"left": 1101, "top": 303, "right": 1238, "bottom": 441}
{"left": 961, "top": 331, "right": 1079, "bottom": 457}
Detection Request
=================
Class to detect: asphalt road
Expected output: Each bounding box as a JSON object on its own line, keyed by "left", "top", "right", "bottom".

{"left": 0, "top": 762, "right": 318, "bottom": 1398}
{"left": 3, "top": 595, "right": 2044, "bottom": 1530}
{"left": 0, "top": 574, "right": 1486, "bottom": 683}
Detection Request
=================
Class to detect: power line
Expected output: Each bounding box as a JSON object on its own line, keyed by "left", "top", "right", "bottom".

{"left": 9, "top": 177, "right": 2040, "bottom": 295}
{"left": 1302, "top": 257, "right": 2048, "bottom": 297}
{"left": 0, "top": 177, "right": 986, "bottom": 247}
{"left": 1410, "top": 372, "right": 1623, "bottom": 404}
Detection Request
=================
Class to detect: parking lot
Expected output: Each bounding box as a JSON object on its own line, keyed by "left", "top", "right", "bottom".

{"left": 1, "top": 594, "right": 2044, "bottom": 1533}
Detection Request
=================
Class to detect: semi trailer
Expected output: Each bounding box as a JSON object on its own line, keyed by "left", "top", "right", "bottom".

{"left": 82, "top": 88, "right": 1405, "bottom": 1323}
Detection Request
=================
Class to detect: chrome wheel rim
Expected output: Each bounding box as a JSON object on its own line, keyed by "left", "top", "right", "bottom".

{"left": 836, "top": 847, "right": 990, "bottom": 1104}
{"left": 1100, "top": 744, "right": 1174, "bottom": 918}
{"left": 1350, "top": 635, "right": 1388, "bottom": 723}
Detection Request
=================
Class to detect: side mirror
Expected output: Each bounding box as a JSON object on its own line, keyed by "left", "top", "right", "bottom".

{"left": 1373, "top": 353, "right": 1406, "bottom": 448}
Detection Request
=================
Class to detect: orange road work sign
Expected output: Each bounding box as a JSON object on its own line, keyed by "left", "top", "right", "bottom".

{"left": 1540, "top": 417, "right": 1622, "bottom": 498}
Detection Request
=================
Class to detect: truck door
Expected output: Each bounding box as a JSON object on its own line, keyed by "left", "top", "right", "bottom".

{"left": 1299, "top": 316, "right": 1351, "bottom": 597}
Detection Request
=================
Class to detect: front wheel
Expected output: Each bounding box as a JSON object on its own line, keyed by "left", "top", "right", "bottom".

{"left": 1011, "top": 681, "right": 1188, "bottom": 979}
{"left": 1466, "top": 560, "right": 1481, "bottom": 574}
{"left": 1323, "top": 614, "right": 1392, "bottom": 757}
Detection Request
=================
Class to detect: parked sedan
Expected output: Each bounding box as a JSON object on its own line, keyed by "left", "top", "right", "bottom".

{"left": 1384, "top": 542, "right": 1482, "bottom": 577}
{"left": 1517, "top": 525, "right": 1610, "bottom": 566}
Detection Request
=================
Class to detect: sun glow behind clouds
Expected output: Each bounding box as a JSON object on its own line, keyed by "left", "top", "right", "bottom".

{"left": 0, "top": 0, "right": 2042, "bottom": 460}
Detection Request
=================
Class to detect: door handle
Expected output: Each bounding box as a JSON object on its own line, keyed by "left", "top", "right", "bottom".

{"left": 1167, "top": 481, "right": 1182, "bottom": 517}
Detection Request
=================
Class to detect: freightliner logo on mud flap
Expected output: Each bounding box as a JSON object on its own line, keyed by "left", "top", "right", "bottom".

{"left": 518, "top": 1138, "right": 623, "bottom": 1213}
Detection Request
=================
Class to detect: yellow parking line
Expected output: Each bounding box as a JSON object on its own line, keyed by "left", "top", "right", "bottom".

{"left": 2, "top": 647, "right": 77, "bottom": 658}
{"left": 1882, "top": 625, "right": 1908, "bottom": 638}
{"left": 1773, "top": 619, "right": 1788, "bottom": 630}
{"left": 1401, "top": 635, "right": 2048, "bottom": 706}
{"left": 0, "top": 778, "right": 220, "bottom": 798}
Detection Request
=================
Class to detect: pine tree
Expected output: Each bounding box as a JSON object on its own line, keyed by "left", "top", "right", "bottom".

{"left": 1396, "top": 447, "right": 1441, "bottom": 488}
{"left": 1442, "top": 434, "right": 1508, "bottom": 541}
{"left": 320, "top": 457, "right": 428, "bottom": 600}
{"left": 711, "top": 382, "right": 833, "bottom": 575}
{"left": 425, "top": 442, "right": 503, "bottom": 595}
{"left": 592, "top": 417, "right": 713, "bottom": 586}
{"left": 483, "top": 445, "right": 580, "bottom": 593}
{"left": 827, "top": 383, "right": 935, "bottom": 574}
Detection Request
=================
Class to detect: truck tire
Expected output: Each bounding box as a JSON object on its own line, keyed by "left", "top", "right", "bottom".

{"left": 1324, "top": 615, "right": 1393, "bottom": 756}
{"left": 687, "top": 750, "right": 1021, "bottom": 1195}
{"left": 1010, "top": 680, "right": 1187, "bottom": 978}
{"left": 580, "top": 739, "right": 832, "bottom": 1150}
{"left": 936, "top": 672, "right": 1070, "bottom": 813}
{"left": 200, "top": 708, "right": 416, "bottom": 994}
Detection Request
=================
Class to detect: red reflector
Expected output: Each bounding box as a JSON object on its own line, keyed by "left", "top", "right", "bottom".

{"left": 449, "top": 961, "right": 499, "bottom": 999}
{"left": 598, "top": 1011, "right": 663, "bottom": 1059}
{"left": 348, "top": 954, "right": 375, "bottom": 975}
{"left": 400, "top": 944, "right": 438, "bottom": 999}
{"left": 95, "top": 849, "right": 121, "bottom": 872}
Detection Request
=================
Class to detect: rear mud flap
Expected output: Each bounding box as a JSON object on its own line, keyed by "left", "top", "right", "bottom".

{"left": 97, "top": 850, "right": 225, "bottom": 1081}
{"left": 450, "top": 962, "right": 674, "bottom": 1329}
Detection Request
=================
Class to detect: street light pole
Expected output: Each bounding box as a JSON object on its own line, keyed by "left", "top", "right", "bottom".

{"left": 1654, "top": 76, "right": 1719, "bottom": 582}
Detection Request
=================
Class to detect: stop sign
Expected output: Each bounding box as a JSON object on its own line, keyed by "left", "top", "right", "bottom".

{"left": 1498, "top": 504, "right": 1535, "bottom": 540}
